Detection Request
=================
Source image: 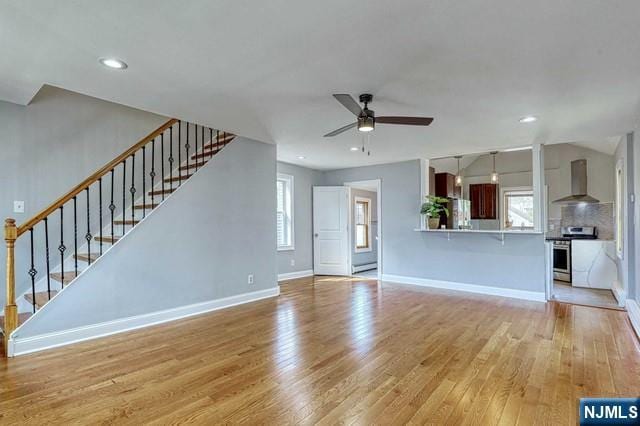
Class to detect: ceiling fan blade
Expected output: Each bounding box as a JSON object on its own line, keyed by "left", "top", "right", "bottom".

{"left": 376, "top": 116, "right": 434, "bottom": 126}
{"left": 333, "top": 94, "right": 363, "bottom": 116}
{"left": 324, "top": 122, "right": 357, "bottom": 137}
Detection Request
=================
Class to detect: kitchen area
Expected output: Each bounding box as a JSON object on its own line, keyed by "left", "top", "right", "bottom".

{"left": 425, "top": 141, "right": 624, "bottom": 309}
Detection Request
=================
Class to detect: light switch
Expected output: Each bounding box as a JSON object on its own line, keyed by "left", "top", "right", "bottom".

{"left": 13, "top": 201, "right": 24, "bottom": 213}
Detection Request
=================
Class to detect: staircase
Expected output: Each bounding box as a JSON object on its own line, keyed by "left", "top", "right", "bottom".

{"left": 1, "top": 119, "right": 234, "bottom": 354}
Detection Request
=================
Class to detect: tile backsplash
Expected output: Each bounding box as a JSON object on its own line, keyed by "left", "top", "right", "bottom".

{"left": 560, "top": 202, "right": 614, "bottom": 240}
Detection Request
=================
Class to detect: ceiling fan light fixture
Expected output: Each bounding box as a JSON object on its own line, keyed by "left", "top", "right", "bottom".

{"left": 350, "top": 147, "right": 359, "bottom": 152}
{"left": 357, "top": 115, "right": 375, "bottom": 132}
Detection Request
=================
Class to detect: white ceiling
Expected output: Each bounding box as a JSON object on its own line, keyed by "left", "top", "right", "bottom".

{"left": 2, "top": 0, "right": 639, "bottom": 170}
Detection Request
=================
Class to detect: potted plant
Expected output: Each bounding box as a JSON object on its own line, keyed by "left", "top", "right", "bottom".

{"left": 420, "top": 195, "right": 450, "bottom": 229}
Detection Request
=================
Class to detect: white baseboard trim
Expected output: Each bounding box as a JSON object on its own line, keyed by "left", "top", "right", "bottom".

{"left": 626, "top": 299, "right": 640, "bottom": 340}
{"left": 612, "top": 281, "right": 627, "bottom": 307}
{"left": 352, "top": 263, "right": 377, "bottom": 273}
{"left": 8, "top": 286, "right": 280, "bottom": 357}
{"left": 380, "top": 274, "right": 546, "bottom": 303}
{"left": 278, "top": 269, "right": 314, "bottom": 282}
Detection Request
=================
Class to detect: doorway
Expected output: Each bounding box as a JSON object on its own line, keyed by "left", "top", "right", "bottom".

{"left": 345, "top": 180, "right": 381, "bottom": 280}
{"left": 312, "top": 180, "right": 382, "bottom": 280}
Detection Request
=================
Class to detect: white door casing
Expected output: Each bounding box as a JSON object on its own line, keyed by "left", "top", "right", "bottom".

{"left": 313, "top": 186, "right": 350, "bottom": 276}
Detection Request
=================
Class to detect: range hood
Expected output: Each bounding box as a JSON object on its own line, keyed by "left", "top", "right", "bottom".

{"left": 552, "top": 159, "right": 600, "bottom": 204}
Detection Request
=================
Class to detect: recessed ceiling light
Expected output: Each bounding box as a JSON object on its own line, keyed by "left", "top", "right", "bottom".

{"left": 350, "top": 147, "right": 359, "bottom": 152}
{"left": 99, "top": 58, "right": 128, "bottom": 70}
{"left": 519, "top": 116, "right": 537, "bottom": 123}
{"left": 297, "top": 156, "right": 306, "bottom": 160}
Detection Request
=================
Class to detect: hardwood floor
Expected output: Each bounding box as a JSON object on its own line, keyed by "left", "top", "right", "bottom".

{"left": 1, "top": 276, "right": 639, "bottom": 424}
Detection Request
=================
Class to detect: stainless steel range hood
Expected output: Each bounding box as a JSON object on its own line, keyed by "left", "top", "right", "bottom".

{"left": 552, "top": 159, "right": 600, "bottom": 204}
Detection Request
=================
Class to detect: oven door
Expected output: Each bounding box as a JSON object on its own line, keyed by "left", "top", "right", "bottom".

{"left": 553, "top": 243, "right": 571, "bottom": 282}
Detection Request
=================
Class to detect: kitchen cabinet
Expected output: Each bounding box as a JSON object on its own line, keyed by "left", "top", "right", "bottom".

{"left": 434, "top": 173, "right": 461, "bottom": 198}
{"left": 469, "top": 183, "right": 498, "bottom": 219}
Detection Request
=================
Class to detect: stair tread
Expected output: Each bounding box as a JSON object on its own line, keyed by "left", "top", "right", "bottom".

{"left": 0, "top": 312, "right": 32, "bottom": 329}
{"left": 163, "top": 174, "right": 192, "bottom": 183}
{"left": 148, "top": 188, "right": 175, "bottom": 196}
{"left": 25, "top": 290, "right": 59, "bottom": 308}
{"left": 191, "top": 149, "right": 221, "bottom": 161}
{"left": 50, "top": 271, "right": 80, "bottom": 284}
{"left": 178, "top": 162, "right": 208, "bottom": 171}
{"left": 94, "top": 235, "right": 120, "bottom": 243}
{"left": 75, "top": 253, "right": 100, "bottom": 262}
{"left": 201, "top": 139, "right": 233, "bottom": 152}
{"left": 134, "top": 203, "right": 159, "bottom": 210}
{"left": 113, "top": 219, "right": 141, "bottom": 225}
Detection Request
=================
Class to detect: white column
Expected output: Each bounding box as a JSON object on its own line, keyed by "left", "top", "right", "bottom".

{"left": 532, "top": 143, "right": 545, "bottom": 233}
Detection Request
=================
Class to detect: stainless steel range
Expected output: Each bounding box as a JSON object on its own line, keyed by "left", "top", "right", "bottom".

{"left": 552, "top": 226, "right": 597, "bottom": 283}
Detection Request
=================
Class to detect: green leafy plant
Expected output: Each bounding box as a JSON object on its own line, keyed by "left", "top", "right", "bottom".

{"left": 420, "top": 195, "right": 450, "bottom": 218}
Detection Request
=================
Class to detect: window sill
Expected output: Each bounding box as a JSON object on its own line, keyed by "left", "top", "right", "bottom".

{"left": 277, "top": 246, "right": 295, "bottom": 252}
{"left": 355, "top": 247, "right": 372, "bottom": 253}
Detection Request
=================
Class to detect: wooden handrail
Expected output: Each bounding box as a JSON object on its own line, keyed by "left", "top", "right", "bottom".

{"left": 16, "top": 118, "right": 178, "bottom": 237}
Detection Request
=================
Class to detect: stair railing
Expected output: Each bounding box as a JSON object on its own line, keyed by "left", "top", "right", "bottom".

{"left": 3, "top": 118, "right": 233, "bottom": 349}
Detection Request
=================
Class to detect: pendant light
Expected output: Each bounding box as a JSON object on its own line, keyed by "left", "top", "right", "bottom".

{"left": 454, "top": 155, "right": 463, "bottom": 186}
{"left": 490, "top": 151, "right": 499, "bottom": 183}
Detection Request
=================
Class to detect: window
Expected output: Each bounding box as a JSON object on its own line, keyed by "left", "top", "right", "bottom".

{"left": 502, "top": 188, "right": 534, "bottom": 229}
{"left": 354, "top": 197, "right": 371, "bottom": 252}
{"left": 276, "top": 173, "right": 294, "bottom": 250}
{"left": 615, "top": 160, "right": 624, "bottom": 259}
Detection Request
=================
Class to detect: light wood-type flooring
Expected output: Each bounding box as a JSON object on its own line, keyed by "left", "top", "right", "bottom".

{"left": 1, "top": 275, "right": 639, "bottom": 424}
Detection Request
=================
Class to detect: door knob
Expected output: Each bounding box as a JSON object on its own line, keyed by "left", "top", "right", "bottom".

{"left": 314, "top": 233, "right": 319, "bottom": 237}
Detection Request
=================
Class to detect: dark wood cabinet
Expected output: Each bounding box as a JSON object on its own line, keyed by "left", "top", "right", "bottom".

{"left": 434, "top": 173, "right": 461, "bottom": 198}
{"left": 469, "top": 183, "right": 498, "bottom": 219}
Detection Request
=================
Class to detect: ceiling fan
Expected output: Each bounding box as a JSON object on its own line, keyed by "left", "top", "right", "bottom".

{"left": 324, "top": 93, "right": 433, "bottom": 137}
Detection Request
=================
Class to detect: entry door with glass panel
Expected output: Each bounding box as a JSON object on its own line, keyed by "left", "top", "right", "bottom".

{"left": 313, "top": 186, "right": 350, "bottom": 276}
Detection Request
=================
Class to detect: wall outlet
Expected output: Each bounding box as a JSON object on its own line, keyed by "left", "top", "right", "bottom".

{"left": 13, "top": 201, "right": 25, "bottom": 213}
{"left": 290, "top": 259, "right": 295, "bottom": 267}
{"left": 247, "top": 274, "right": 254, "bottom": 285}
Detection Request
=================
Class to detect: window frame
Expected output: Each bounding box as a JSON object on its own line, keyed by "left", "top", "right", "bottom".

{"left": 354, "top": 196, "right": 372, "bottom": 253}
{"left": 276, "top": 173, "right": 295, "bottom": 251}
{"left": 501, "top": 186, "right": 535, "bottom": 230}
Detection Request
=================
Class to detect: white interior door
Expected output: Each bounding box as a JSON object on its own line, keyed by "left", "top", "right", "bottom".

{"left": 313, "top": 186, "right": 350, "bottom": 276}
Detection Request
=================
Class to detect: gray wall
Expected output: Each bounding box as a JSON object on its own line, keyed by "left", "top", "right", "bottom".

{"left": 0, "top": 86, "right": 167, "bottom": 309}
{"left": 323, "top": 160, "right": 546, "bottom": 293}
{"left": 276, "top": 161, "right": 323, "bottom": 276}
{"left": 350, "top": 188, "right": 378, "bottom": 267}
{"left": 14, "top": 137, "right": 277, "bottom": 338}
{"left": 633, "top": 129, "right": 639, "bottom": 302}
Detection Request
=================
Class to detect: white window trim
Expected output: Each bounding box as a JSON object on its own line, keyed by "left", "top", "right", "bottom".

{"left": 500, "top": 186, "right": 534, "bottom": 230}
{"left": 277, "top": 173, "right": 295, "bottom": 251}
{"left": 354, "top": 196, "right": 372, "bottom": 253}
{"left": 615, "top": 159, "right": 624, "bottom": 260}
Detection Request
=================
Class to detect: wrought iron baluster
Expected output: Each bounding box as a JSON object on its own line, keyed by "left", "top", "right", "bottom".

{"left": 99, "top": 178, "right": 103, "bottom": 256}
{"left": 217, "top": 130, "right": 220, "bottom": 151}
{"left": 142, "top": 146, "right": 146, "bottom": 218}
{"left": 44, "top": 217, "right": 51, "bottom": 300}
{"left": 58, "top": 206, "right": 66, "bottom": 288}
{"left": 110, "top": 169, "right": 115, "bottom": 242}
{"left": 85, "top": 187, "right": 92, "bottom": 264}
{"left": 169, "top": 125, "right": 174, "bottom": 189}
{"left": 73, "top": 196, "right": 78, "bottom": 275}
{"left": 151, "top": 137, "right": 156, "bottom": 207}
{"left": 178, "top": 121, "right": 182, "bottom": 184}
{"left": 28, "top": 228, "right": 37, "bottom": 313}
{"left": 185, "top": 123, "right": 190, "bottom": 173}
{"left": 195, "top": 124, "right": 198, "bottom": 171}
{"left": 209, "top": 127, "right": 213, "bottom": 154}
{"left": 202, "top": 125, "right": 205, "bottom": 160}
{"left": 122, "top": 160, "right": 126, "bottom": 235}
{"left": 130, "top": 153, "right": 136, "bottom": 224}
{"left": 161, "top": 131, "right": 165, "bottom": 200}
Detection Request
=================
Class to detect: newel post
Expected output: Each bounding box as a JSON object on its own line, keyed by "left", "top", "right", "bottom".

{"left": 4, "top": 218, "right": 17, "bottom": 351}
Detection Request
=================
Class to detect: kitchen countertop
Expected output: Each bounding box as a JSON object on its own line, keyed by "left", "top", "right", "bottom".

{"left": 415, "top": 228, "right": 542, "bottom": 235}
